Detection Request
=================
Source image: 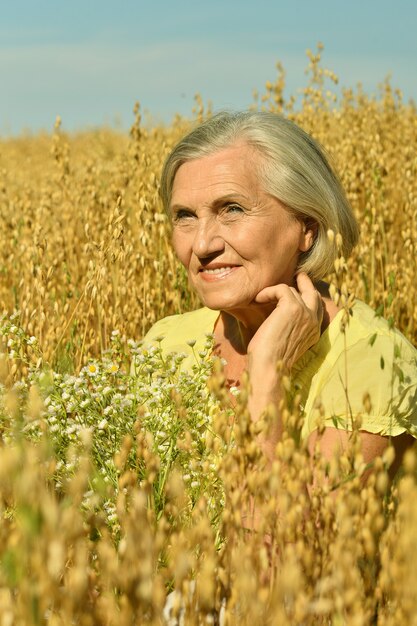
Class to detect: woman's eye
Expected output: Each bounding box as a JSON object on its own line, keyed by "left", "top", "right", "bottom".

{"left": 225, "top": 204, "right": 244, "bottom": 214}
{"left": 173, "top": 209, "right": 195, "bottom": 221}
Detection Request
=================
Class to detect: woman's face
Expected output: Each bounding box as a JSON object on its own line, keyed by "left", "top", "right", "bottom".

{"left": 170, "top": 142, "right": 313, "bottom": 314}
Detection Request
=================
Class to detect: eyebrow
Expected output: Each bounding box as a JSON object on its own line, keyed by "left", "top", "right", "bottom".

{"left": 170, "top": 193, "right": 250, "bottom": 213}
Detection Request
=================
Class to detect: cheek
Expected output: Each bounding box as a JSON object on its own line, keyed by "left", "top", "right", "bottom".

{"left": 171, "top": 231, "right": 191, "bottom": 265}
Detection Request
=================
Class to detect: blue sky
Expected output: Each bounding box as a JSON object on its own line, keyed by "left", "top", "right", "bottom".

{"left": 1, "top": 0, "right": 416, "bottom": 135}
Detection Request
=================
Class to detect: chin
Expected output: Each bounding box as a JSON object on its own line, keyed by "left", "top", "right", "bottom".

{"left": 200, "top": 294, "right": 254, "bottom": 313}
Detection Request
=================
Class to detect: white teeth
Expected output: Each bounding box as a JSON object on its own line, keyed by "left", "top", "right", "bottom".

{"left": 202, "top": 266, "right": 234, "bottom": 274}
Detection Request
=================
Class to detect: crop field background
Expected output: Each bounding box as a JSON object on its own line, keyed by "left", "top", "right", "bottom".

{"left": 0, "top": 52, "right": 417, "bottom": 624}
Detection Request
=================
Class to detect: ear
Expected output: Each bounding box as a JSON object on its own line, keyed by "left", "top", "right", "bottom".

{"left": 299, "top": 220, "right": 317, "bottom": 252}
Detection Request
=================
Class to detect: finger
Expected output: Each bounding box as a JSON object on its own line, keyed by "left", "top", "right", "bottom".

{"left": 295, "top": 272, "right": 321, "bottom": 311}
{"left": 254, "top": 283, "right": 295, "bottom": 304}
{"left": 288, "top": 286, "right": 305, "bottom": 302}
{"left": 295, "top": 271, "right": 315, "bottom": 294}
{"left": 315, "top": 293, "right": 324, "bottom": 325}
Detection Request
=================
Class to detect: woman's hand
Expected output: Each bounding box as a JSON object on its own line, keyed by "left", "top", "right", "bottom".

{"left": 246, "top": 273, "right": 323, "bottom": 443}
{"left": 247, "top": 272, "right": 323, "bottom": 373}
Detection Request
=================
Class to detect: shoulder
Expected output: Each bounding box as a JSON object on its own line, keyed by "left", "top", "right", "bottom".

{"left": 302, "top": 299, "right": 417, "bottom": 438}
{"left": 328, "top": 299, "right": 417, "bottom": 389}
{"left": 327, "top": 300, "right": 417, "bottom": 359}
{"left": 142, "top": 307, "right": 219, "bottom": 354}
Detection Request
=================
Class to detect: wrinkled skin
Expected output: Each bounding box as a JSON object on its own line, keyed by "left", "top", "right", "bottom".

{"left": 170, "top": 142, "right": 413, "bottom": 487}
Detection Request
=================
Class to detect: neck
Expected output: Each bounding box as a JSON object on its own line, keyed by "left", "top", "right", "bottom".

{"left": 219, "top": 304, "right": 275, "bottom": 354}
{"left": 215, "top": 281, "right": 336, "bottom": 353}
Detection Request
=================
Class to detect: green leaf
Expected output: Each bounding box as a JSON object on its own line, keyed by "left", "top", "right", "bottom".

{"left": 393, "top": 363, "right": 405, "bottom": 384}
{"left": 331, "top": 414, "right": 343, "bottom": 429}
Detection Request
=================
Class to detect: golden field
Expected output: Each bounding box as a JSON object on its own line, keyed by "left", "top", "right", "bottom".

{"left": 0, "top": 49, "right": 417, "bottom": 624}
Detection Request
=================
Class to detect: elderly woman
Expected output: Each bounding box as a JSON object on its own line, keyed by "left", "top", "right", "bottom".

{"left": 145, "top": 111, "right": 417, "bottom": 478}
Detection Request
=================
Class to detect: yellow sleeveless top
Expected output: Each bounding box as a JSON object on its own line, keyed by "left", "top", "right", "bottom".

{"left": 143, "top": 301, "right": 417, "bottom": 439}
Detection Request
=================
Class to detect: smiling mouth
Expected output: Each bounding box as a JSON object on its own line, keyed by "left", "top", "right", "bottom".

{"left": 198, "top": 265, "right": 239, "bottom": 280}
{"left": 200, "top": 266, "right": 236, "bottom": 274}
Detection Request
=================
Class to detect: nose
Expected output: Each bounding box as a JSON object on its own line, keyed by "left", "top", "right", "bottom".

{"left": 192, "top": 217, "right": 225, "bottom": 258}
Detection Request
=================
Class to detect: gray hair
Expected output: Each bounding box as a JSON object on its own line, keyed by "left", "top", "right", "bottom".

{"left": 160, "top": 111, "right": 359, "bottom": 281}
